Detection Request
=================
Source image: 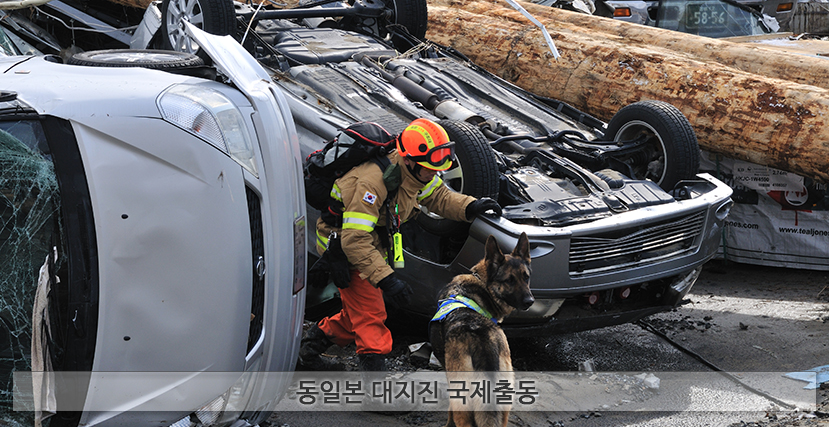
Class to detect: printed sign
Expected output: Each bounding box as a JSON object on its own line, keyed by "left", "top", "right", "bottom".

{"left": 702, "top": 152, "right": 829, "bottom": 271}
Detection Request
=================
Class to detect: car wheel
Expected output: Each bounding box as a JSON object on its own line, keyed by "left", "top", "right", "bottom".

{"left": 415, "top": 119, "right": 499, "bottom": 236}
{"left": 604, "top": 100, "right": 700, "bottom": 191}
{"left": 160, "top": 0, "right": 236, "bottom": 55}
{"left": 67, "top": 49, "right": 205, "bottom": 69}
{"left": 381, "top": 0, "right": 427, "bottom": 39}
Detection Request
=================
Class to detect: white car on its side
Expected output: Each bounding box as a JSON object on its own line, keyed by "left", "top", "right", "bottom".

{"left": 1, "top": 28, "right": 306, "bottom": 427}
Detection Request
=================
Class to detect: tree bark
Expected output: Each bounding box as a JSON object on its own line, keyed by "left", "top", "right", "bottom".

{"left": 105, "top": 0, "right": 153, "bottom": 8}
{"left": 425, "top": 0, "right": 829, "bottom": 183}
{"left": 428, "top": 0, "right": 829, "bottom": 89}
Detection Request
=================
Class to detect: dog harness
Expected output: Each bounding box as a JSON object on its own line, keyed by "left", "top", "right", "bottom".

{"left": 430, "top": 294, "right": 498, "bottom": 324}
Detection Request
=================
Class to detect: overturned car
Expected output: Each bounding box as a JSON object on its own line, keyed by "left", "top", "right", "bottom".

{"left": 1, "top": 28, "right": 306, "bottom": 427}
{"left": 133, "top": 0, "right": 734, "bottom": 335}
{"left": 4, "top": 0, "right": 733, "bottom": 336}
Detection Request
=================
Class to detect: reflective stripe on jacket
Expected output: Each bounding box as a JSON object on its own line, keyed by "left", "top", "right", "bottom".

{"left": 315, "top": 150, "right": 475, "bottom": 286}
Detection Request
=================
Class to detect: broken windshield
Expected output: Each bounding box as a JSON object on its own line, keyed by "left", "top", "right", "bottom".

{"left": 0, "top": 117, "right": 62, "bottom": 427}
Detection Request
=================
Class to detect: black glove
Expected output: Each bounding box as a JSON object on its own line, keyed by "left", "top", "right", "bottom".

{"left": 326, "top": 233, "right": 351, "bottom": 288}
{"left": 307, "top": 232, "right": 351, "bottom": 289}
{"left": 307, "top": 254, "right": 331, "bottom": 288}
{"left": 377, "top": 274, "right": 413, "bottom": 309}
{"left": 466, "top": 197, "right": 502, "bottom": 220}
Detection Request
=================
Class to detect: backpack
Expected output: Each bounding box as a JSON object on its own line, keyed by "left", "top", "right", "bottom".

{"left": 304, "top": 122, "right": 396, "bottom": 212}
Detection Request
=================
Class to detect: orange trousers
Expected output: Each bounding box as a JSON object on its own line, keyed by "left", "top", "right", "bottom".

{"left": 317, "top": 269, "right": 392, "bottom": 355}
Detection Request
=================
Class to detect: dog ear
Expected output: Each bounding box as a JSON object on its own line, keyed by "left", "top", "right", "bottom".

{"left": 511, "top": 232, "right": 530, "bottom": 261}
{"left": 485, "top": 235, "right": 505, "bottom": 266}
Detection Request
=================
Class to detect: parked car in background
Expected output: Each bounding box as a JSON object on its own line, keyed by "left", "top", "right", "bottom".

{"left": 606, "top": 0, "right": 800, "bottom": 35}
{"left": 1, "top": 26, "right": 306, "bottom": 427}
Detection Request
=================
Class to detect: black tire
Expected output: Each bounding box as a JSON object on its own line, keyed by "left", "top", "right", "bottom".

{"left": 604, "top": 100, "right": 700, "bottom": 191}
{"left": 416, "top": 119, "right": 499, "bottom": 236}
{"left": 381, "top": 0, "right": 427, "bottom": 39}
{"left": 160, "top": 0, "right": 237, "bottom": 55}
{"left": 67, "top": 49, "right": 204, "bottom": 69}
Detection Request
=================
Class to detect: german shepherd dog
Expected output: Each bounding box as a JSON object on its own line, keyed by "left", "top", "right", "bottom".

{"left": 429, "top": 232, "right": 534, "bottom": 427}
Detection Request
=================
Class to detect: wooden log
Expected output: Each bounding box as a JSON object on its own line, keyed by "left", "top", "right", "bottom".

{"left": 104, "top": 0, "right": 153, "bottom": 8}
{"left": 425, "top": 1, "right": 829, "bottom": 183}
{"left": 104, "top": 0, "right": 278, "bottom": 10}
{"left": 428, "top": 0, "right": 829, "bottom": 90}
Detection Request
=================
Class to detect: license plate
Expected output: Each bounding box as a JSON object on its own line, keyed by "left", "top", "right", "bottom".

{"left": 685, "top": 3, "right": 728, "bottom": 30}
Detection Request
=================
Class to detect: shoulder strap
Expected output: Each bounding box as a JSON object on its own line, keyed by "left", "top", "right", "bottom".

{"left": 373, "top": 155, "right": 391, "bottom": 170}
{"left": 372, "top": 156, "right": 399, "bottom": 192}
{"left": 373, "top": 155, "right": 402, "bottom": 255}
{"left": 373, "top": 155, "right": 400, "bottom": 203}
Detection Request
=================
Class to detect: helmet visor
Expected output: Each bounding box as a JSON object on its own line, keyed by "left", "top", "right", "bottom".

{"left": 407, "top": 142, "right": 456, "bottom": 171}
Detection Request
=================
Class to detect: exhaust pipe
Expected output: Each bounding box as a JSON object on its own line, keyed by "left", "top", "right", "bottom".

{"left": 355, "top": 54, "right": 484, "bottom": 125}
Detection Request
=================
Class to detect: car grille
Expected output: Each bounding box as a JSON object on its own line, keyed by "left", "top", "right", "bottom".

{"left": 569, "top": 210, "right": 707, "bottom": 274}
{"left": 246, "top": 186, "right": 265, "bottom": 354}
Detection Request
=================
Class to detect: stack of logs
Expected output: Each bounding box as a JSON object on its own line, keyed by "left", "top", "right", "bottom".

{"left": 425, "top": 0, "right": 829, "bottom": 182}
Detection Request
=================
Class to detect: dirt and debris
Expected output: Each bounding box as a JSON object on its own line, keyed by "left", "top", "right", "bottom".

{"left": 298, "top": 320, "right": 442, "bottom": 373}
{"left": 280, "top": 261, "right": 829, "bottom": 426}
{"left": 728, "top": 383, "right": 829, "bottom": 427}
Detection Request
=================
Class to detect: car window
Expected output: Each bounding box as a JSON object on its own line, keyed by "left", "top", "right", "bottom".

{"left": 656, "top": 0, "right": 770, "bottom": 37}
{"left": 0, "top": 118, "right": 62, "bottom": 426}
{"left": 0, "top": 19, "right": 41, "bottom": 57}
{"left": 0, "top": 26, "right": 19, "bottom": 56}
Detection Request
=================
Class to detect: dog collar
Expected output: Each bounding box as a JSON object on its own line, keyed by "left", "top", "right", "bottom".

{"left": 431, "top": 294, "right": 497, "bottom": 324}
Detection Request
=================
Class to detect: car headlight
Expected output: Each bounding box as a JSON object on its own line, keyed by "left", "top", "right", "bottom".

{"left": 158, "top": 84, "right": 258, "bottom": 176}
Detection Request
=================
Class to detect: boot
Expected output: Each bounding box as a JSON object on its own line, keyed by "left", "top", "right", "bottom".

{"left": 297, "top": 323, "right": 344, "bottom": 371}
{"left": 358, "top": 353, "right": 413, "bottom": 414}
{"left": 357, "top": 353, "right": 387, "bottom": 372}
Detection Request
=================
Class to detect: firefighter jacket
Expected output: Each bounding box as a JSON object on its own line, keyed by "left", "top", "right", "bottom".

{"left": 315, "top": 150, "right": 475, "bottom": 286}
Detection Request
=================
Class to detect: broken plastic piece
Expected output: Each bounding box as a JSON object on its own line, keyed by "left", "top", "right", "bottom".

{"left": 785, "top": 365, "right": 829, "bottom": 390}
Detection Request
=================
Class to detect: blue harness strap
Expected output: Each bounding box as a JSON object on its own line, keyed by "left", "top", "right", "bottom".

{"left": 430, "top": 294, "right": 498, "bottom": 324}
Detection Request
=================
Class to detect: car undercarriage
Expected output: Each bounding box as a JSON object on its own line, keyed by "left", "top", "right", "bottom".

{"left": 1, "top": 0, "right": 734, "bottom": 335}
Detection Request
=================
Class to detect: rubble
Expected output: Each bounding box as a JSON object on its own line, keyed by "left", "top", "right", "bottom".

{"left": 634, "top": 373, "right": 661, "bottom": 390}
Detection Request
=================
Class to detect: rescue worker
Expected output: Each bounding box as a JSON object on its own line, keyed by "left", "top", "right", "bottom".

{"left": 299, "top": 118, "right": 502, "bottom": 372}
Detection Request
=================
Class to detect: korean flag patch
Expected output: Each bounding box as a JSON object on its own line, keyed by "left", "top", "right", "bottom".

{"left": 362, "top": 191, "right": 377, "bottom": 206}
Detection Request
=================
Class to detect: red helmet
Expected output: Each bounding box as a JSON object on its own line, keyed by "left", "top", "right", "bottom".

{"left": 397, "top": 119, "right": 455, "bottom": 171}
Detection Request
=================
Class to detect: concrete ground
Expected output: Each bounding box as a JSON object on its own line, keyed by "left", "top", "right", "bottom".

{"left": 268, "top": 259, "right": 829, "bottom": 427}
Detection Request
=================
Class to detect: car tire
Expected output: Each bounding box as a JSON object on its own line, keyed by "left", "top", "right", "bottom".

{"left": 382, "top": 0, "right": 427, "bottom": 39}
{"left": 415, "top": 119, "right": 499, "bottom": 236}
{"left": 160, "top": 0, "right": 237, "bottom": 55}
{"left": 67, "top": 49, "right": 205, "bottom": 69}
{"left": 66, "top": 49, "right": 216, "bottom": 78}
{"left": 604, "top": 100, "right": 700, "bottom": 191}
